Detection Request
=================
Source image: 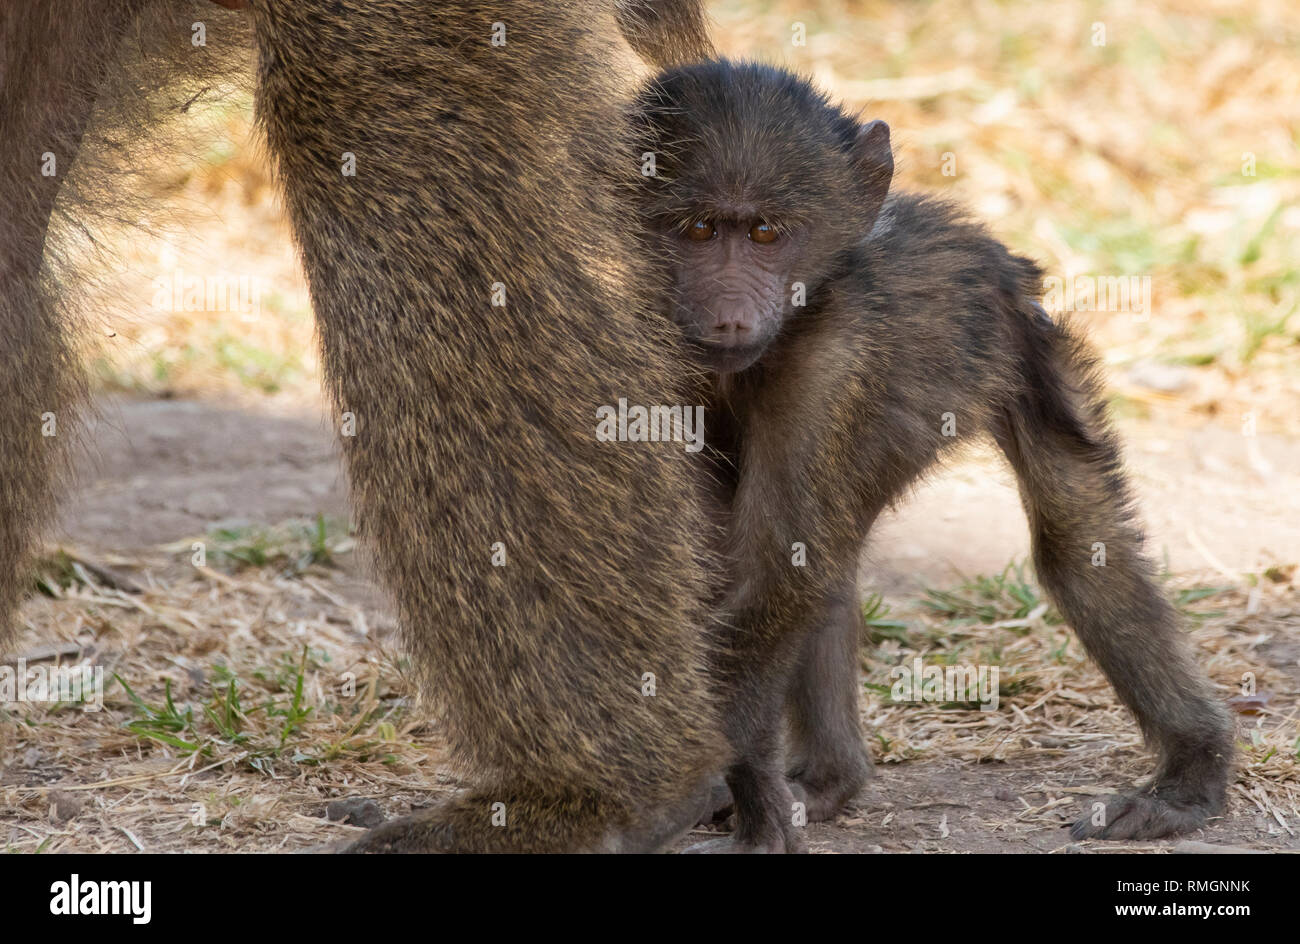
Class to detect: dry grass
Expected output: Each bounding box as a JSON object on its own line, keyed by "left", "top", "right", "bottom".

{"left": 3, "top": 542, "right": 1296, "bottom": 851}
{"left": 3, "top": 539, "right": 441, "bottom": 852}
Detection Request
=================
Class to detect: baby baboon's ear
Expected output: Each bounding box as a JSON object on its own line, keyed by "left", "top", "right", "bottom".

{"left": 852, "top": 119, "right": 893, "bottom": 226}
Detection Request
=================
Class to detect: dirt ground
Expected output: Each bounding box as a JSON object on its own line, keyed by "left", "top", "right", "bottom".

{"left": 1, "top": 394, "right": 1296, "bottom": 854}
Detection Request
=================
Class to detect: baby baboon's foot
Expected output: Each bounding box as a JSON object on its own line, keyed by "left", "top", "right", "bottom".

{"left": 684, "top": 765, "right": 808, "bottom": 853}
{"left": 1071, "top": 739, "right": 1230, "bottom": 840}
{"left": 681, "top": 785, "right": 800, "bottom": 852}
{"left": 696, "top": 774, "right": 734, "bottom": 825}
{"left": 699, "top": 755, "right": 872, "bottom": 826}
{"left": 787, "top": 751, "right": 872, "bottom": 821}
{"left": 682, "top": 823, "right": 806, "bottom": 854}
{"left": 1070, "top": 790, "right": 1218, "bottom": 841}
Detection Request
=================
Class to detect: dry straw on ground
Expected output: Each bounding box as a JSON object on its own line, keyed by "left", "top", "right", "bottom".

{"left": 3, "top": 546, "right": 1296, "bottom": 852}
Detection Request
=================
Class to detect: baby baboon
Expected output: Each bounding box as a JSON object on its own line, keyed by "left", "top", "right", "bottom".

{"left": 632, "top": 60, "right": 1233, "bottom": 851}
{"left": 3, "top": 0, "right": 725, "bottom": 852}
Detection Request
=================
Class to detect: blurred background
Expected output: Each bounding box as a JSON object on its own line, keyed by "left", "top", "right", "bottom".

{"left": 79, "top": 0, "right": 1299, "bottom": 582}
{"left": 94, "top": 0, "right": 1300, "bottom": 434}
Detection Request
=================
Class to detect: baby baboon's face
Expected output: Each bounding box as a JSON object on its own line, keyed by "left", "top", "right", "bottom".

{"left": 662, "top": 214, "right": 808, "bottom": 373}
{"left": 635, "top": 60, "right": 893, "bottom": 374}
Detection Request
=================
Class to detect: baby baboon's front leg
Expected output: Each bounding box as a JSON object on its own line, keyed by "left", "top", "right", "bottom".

{"left": 684, "top": 639, "right": 806, "bottom": 854}
{"left": 696, "top": 585, "right": 873, "bottom": 829}
{"left": 688, "top": 561, "right": 870, "bottom": 850}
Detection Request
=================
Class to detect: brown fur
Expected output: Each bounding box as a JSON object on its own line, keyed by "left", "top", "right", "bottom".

{"left": 2, "top": 0, "right": 726, "bottom": 852}
{"left": 633, "top": 61, "right": 1234, "bottom": 850}
{"left": 616, "top": 0, "right": 715, "bottom": 66}
{"left": 1, "top": 0, "right": 253, "bottom": 661}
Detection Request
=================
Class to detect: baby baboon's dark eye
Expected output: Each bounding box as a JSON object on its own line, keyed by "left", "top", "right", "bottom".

{"left": 687, "top": 220, "right": 716, "bottom": 241}
{"left": 749, "top": 221, "right": 778, "bottom": 244}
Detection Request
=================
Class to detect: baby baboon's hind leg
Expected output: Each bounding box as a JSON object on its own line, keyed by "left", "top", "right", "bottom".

{"left": 785, "top": 581, "right": 873, "bottom": 821}
{"left": 995, "top": 319, "right": 1232, "bottom": 840}
{"left": 696, "top": 582, "right": 872, "bottom": 827}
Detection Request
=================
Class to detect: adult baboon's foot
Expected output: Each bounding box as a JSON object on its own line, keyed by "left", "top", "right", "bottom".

{"left": 341, "top": 780, "right": 716, "bottom": 853}
{"left": 341, "top": 808, "right": 448, "bottom": 853}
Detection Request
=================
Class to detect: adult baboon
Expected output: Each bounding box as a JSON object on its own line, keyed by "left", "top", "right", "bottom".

{"left": 630, "top": 60, "right": 1233, "bottom": 851}
{"left": 2, "top": 0, "right": 723, "bottom": 852}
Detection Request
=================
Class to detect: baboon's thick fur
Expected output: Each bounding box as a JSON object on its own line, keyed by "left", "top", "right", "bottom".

{"left": 634, "top": 61, "right": 1232, "bottom": 847}
{"left": 2, "top": 0, "right": 723, "bottom": 852}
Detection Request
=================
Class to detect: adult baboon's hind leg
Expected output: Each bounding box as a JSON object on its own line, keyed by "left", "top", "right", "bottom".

{"left": 252, "top": 0, "right": 725, "bottom": 853}
{"left": 995, "top": 318, "right": 1233, "bottom": 840}
{"left": 0, "top": 1, "right": 150, "bottom": 645}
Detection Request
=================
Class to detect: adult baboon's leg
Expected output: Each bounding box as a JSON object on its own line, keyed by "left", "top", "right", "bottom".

{"left": 2, "top": 0, "right": 249, "bottom": 647}
{"left": 0, "top": 1, "right": 147, "bottom": 644}
{"left": 251, "top": 1, "right": 723, "bottom": 852}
